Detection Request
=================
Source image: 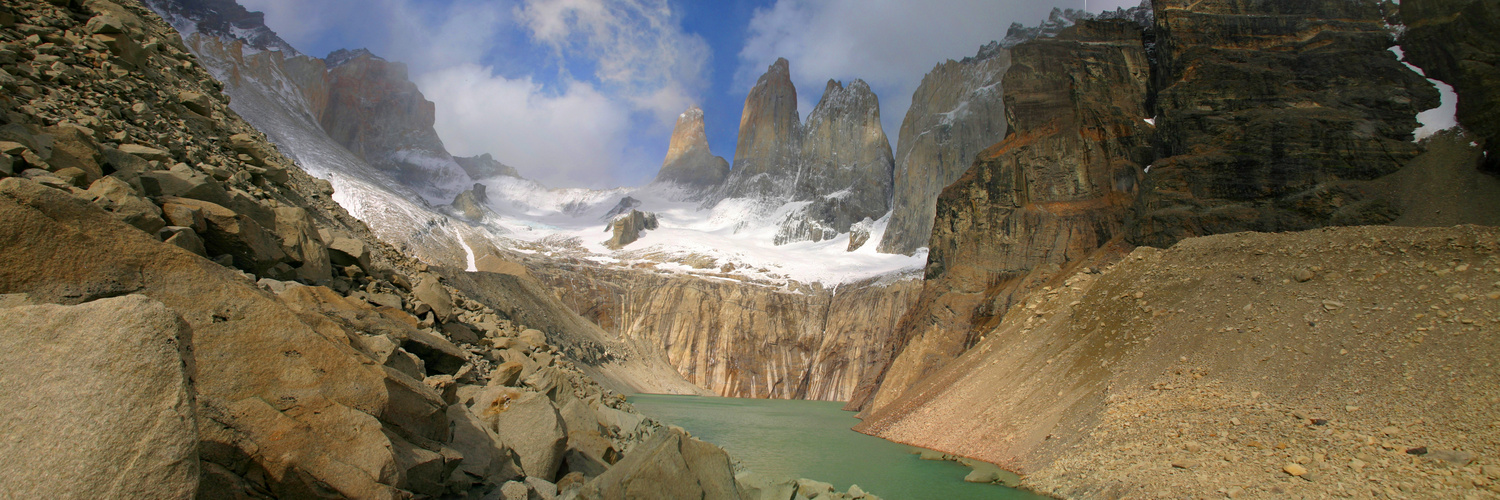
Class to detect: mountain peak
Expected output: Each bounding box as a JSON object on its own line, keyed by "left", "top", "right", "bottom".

{"left": 326, "top": 48, "right": 383, "bottom": 68}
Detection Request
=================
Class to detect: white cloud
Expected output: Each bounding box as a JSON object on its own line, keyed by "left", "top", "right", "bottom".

{"left": 737, "top": 0, "right": 1079, "bottom": 144}
{"left": 517, "top": 0, "right": 711, "bottom": 127}
{"left": 416, "top": 65, "right": 637, "bottom": 189}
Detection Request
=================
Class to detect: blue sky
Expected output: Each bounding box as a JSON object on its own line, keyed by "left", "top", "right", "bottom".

{"left": 238, "top": 0, "right": 1143, "bottom": 189}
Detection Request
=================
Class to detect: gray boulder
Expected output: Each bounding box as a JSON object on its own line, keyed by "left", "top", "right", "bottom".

{"left": 140, "top": 163, "right": 229, "bottom": 205}
{"left": 414, "top": 273, "right": 456, "bottom": 323}
{"left": 577, "top": 427, "right": 741, "bottom": 500}
{"left": 472, "top": 388, "right": 568, "bottom": 481}
{"left": 0, "top": 295, "right": 198, "bottom": 499}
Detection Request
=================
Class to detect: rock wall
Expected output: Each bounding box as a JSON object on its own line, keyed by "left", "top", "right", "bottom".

{"left": 1128, "top": 0, "right": 1440, "bottom": 248}
{"left": 722, "top": 58, "right": 803, "bottom": 202}
{"left": 1400, "top": 0, "right": 1500, "bottom": 172}
{"left": 878, "top": 44, "right": 1011, "bottom": 255}
{"left": 320, "top": 48, "right": 471, "bottom": 195}
{"left": 532, "top": 262, "right": 923, "bottom": 402}
{"left": 853, "top": 19, "right": 1153, "bottom": 414}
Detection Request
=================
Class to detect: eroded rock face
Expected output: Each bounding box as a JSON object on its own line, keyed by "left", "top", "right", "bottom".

{"left": 1128, "top": 0, "right": 1440, "bottom": 248}
{"left": 321, "top": 49, "right": 471, "bottom": 194}
{"left": 856, "top": 20, "right": 1152, "bottom": 414}
{"left": 1400, "top": 0, "right": 1500, "bottom": 172}
{"left": 533, "top": 263, "right": 923, "bottom": 401}
{"left": 879, "top": 44, "right": 1012, "bottom": 255}
{"left": 455, "top": 153, "right": 522, "bottom": 180}
{"left": 653, "top": 105, "right": 729, "bottom": 192}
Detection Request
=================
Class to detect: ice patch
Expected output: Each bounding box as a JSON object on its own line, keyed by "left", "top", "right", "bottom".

{"left": 458, "top": 233, "right": 477, "bottom": 272}
{"left": 1144, "top": 118, "right": 1156, "bottom": 126}
{"left": 1391, "top": 46, "right": 1460, "bottom": 140}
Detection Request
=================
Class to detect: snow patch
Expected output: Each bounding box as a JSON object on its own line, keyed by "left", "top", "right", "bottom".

{"left": 1390, "top": 46, "right": 1460, "bottom": 140}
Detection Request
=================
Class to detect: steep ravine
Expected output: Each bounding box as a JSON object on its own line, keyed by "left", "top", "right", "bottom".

{"left": 530, "top": 262, "right": 922, "bottom": 402}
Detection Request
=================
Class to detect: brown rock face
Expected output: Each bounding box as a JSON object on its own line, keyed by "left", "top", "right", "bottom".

{"left": 653, "top": 105, "right": 729, "bottom": 191}
{"left": 1129, "top": 0, "right": 1440, "bottom": 248}
{"left": 724, "top": 58, "right": 802, "bottom": 200}
{"left": 604, "top": 209, "right": 659, "bottom": 250}
{"left": 853, "top": 20, "right": 1152, "bottom": 414}
{"left": 879, "top": 44, "right": 1012, "bottom": 255}
{"left": 1400, "top": 0, "right": 1500, "bottom": 172}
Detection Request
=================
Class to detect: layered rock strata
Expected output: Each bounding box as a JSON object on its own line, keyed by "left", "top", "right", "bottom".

{"left": 652, "top": 105, "right": 729, "bottom": 193}
{"left": 1400, "top": 0, "right": 1500, "bottom": 172}
{"left": 878, "top": 43, "right": 1012, "bottom": 255}
{"left": 1128, "top": 0, "right": 1440, "bottom": 248}
{"left": 533, "top": 263, "right": 923, "bottom": 401}
{"left": 853, "top": 19, "right": 1153, "bottom": 414}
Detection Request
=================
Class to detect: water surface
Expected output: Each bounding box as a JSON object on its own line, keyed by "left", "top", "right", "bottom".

{"left": 629, "top": 394, "right": 1047, "bottom": 500}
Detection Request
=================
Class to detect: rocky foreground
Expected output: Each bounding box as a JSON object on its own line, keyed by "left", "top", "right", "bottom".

{"left": 0, "top": 1, "right": 882, "bottom": 498}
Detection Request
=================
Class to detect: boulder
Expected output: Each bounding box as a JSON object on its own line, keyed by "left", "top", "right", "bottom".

{"left": 414, "top": 273, "right": 455, "bottom": 323}
{"left": 159, "top": 226, "right": 207, "bottom": 257}
{"left": 577, "top": 428, "right": 741, "bottom": 500}
{"left": 118, "top": 143, "right": 170, "bottom": 162}
{"left": 0, "top": 178, "right": 407, "bottom": 497}
{"left": 442, "top": 321, "right": 481, "bottom": 345}
{"left": 327, "top": 235, "right": 371, "bottom": 271}
{"left": 272, "top": 207, "right": 332, "bottom": 282}
{"left": 141, "top": 163, "right": 230, "bottom": 206}
{"left": 160, "top": 197, "right": 287, "bottom": 275}
{"left": 84, "top": 175, "right": 163, "bottom": 233}
{"left": 0, "top": 295, "right": 198, "bottom": 499}
{"left": 472, "top": 388, "right": 568, "bottom": 481}
{"left": 735, "top": 472, "right": 798, "bottom": 500}
{"left": 445, "top": 403, "right": 523, "bottom": 487}
{"left": 42, "top": 124, "right": 103, "bottom": 183}
{"left": 177, "top": 91, "right": 213, "bottom": 116}
{"left": 519, "top": 328, "right": 548, "bottom": 349}
{"left": 400, "top": 328, "right": 468, "bottom": 375}
{"left": 489, "top": 361, "right": 524, "bottom": 387}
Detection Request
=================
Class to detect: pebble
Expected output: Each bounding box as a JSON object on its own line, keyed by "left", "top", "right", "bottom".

{"left": 1285, "top": 464, "right": 1309, "bottom": 476}
{"left": 1172, "top": 458, "right": 1199, "bottom": 469}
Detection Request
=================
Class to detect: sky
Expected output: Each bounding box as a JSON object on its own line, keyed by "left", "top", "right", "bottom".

{"left": 238, "top": 0, "right": 1146, "bottom": 189}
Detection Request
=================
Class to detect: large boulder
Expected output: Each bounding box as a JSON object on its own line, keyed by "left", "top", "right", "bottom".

{"left": 603, "top": 209, "right": 658, "bottom": 250}
{"left": 84, "top": 175, "right": 164, "bottom": 233}
{"left": 0, "top": 294, "right": 198, "bottom": 499}
{"left": 471, "top": 388, "right": 567, "bottom": 481}
{"left": 140, "top": 163, "right": 230, "bottom": 206}
{"left": 413, "top": 273, "right": 455, "bottom": 323}
{"left": 0, "top": 178, "right": 420, "bottom": 498}
{"left": 272, "top": 206, "right": 332, "bottom": 282}
{"left": 577, "top": 427, "right": 741, "bottom": 500}
{"left": 160, "top": 196, "right": 287, "bottom": 275}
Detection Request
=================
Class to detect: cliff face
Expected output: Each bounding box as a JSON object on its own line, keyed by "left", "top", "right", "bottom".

{"left": 532, "top": 263, "right": 922, "bottom": 402}
{"left": 1128, "top": 0, "right": 1440, "bottom": 248}
{"left": 652, "top": 105, "right": 729, "bottom": 192}
{"left": 784, "top": 79, "right": 894, "bottom": 245}
{"left": 853, "top": 19, "right": 1153, "bottom": 414}
{"left": 878, "top": 45, "right": 1011, "bottom": 255}
{"left": 723, "top": 58, "right": 803, "bottom": 201}
{"left": 320, "top": 48, "right": 471, "bottom": 195}
{"left": 713, "top": 59, "right": 896, "bottom": 245}
{"left": 1400, "top": 0, "right": 1500, "bottom": 172}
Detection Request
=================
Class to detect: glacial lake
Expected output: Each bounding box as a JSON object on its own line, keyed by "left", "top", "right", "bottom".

{"left": 628, "top": 394, "right": 1047, "bottom": 500}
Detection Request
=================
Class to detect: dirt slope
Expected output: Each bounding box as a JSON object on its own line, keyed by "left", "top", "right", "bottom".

{"left": 857, "top": 224, "right": 1500, "bottom": 498}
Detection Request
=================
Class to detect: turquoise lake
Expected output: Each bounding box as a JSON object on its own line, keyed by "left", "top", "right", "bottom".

{"left": 627, "top": 394, "right": 1048, "bottom": 500}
